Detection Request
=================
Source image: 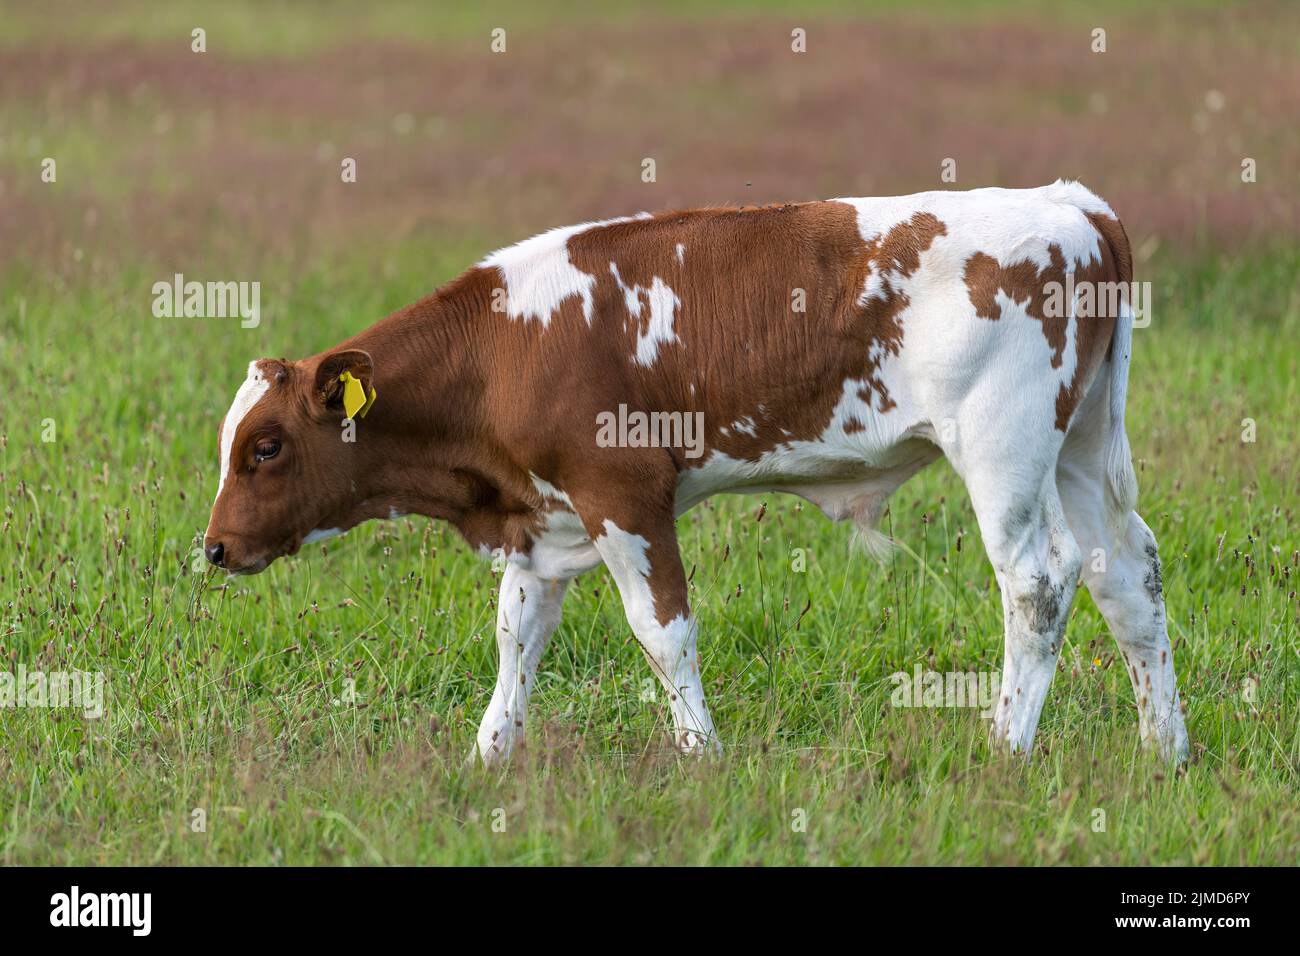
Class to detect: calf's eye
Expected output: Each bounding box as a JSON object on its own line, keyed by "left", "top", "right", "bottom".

{"left": 255, "top": 440, "right": 281, "bottom": 462}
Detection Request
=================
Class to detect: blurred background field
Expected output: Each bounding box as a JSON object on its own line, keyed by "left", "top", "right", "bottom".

{"left": 0, "top": 0, "right": 1297, "bottom": 864}
{"left": 4, "top": 0, "right": 1298, "bottom": 276}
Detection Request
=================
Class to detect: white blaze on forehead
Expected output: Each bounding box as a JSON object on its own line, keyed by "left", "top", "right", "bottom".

{"left": 215, "top": 361, "right": 271, "bottom": 498}
{"left": 479, "top": 213, "right": 650, "bottom": 327}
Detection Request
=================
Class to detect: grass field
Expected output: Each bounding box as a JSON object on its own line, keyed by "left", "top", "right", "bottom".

{"left": 1, "top": 1, "right": 1298, "bottom": 865}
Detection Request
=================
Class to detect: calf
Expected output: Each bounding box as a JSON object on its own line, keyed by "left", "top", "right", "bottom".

{"left": 205, "top": 181, "right": 1189, "bottom": 765}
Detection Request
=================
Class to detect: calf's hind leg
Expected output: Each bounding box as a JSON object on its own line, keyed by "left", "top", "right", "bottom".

{"left": 1057, "top": 456, "right": 1189, "bottom": 762}
{"left": 955, "top": 450, "right": 1083, "bottom": 755}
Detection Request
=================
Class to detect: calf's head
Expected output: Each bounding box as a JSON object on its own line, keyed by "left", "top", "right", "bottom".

{"left": 204, "top": 350, "right": 375, "bottom": 574}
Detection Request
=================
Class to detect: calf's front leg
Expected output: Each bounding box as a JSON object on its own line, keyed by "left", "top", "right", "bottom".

{"left": 587, "top": 514, "right": 718, "bottom": 754}
{"left": 474, "top": 562, "right": 570, "bottom": 766}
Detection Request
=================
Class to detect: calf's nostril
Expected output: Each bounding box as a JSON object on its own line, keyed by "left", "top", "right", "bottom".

{"left": 205, "top": 542, "right": 225, "bottom": 567}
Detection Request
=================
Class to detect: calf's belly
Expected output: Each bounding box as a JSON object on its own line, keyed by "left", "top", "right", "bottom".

{"left": 673, "top": 435, "right": 941, "bottom": 521}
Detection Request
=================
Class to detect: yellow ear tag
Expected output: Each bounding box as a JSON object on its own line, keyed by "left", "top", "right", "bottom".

{"left": 339, "top": 371, "right": 376, "bottom": 420}
{"left": 359, "top": 383, "right": 377, "bottom": 417}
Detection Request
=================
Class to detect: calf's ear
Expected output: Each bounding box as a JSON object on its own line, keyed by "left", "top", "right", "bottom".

{"left": 313, "top": 349, "right": 374, "bottom": 412}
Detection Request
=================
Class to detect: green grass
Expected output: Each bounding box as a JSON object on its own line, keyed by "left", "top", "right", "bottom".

{"left": 1, "top": 242, "right": 1296, "bottom": 865}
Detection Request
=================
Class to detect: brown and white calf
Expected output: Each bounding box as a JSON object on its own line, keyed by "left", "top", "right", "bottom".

{"left": 205, "top": 181, "right": 1189, "bottom": 765}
